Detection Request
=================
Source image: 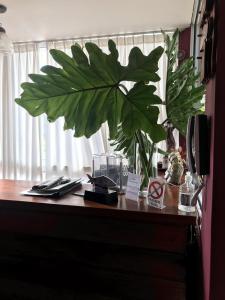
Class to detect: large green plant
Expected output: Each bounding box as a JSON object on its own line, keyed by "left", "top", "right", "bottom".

{"left": 15, "top": 31, "right": 204, "bottom": 190}
{"left": 111, "top": 30, "right": 205, "bottom": 188}
{"left": 163, "top": 29, "right": 205, "bottom": 135}
{"left": 16, "top": 40, "right": 166, "bottom": 143}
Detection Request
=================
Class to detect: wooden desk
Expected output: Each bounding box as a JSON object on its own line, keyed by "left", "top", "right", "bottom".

{"left": 0, "top": 180, "right": 197, "bottom": 300}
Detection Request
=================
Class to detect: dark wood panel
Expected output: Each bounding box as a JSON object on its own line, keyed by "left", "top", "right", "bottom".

{"left": 0, "top": 210, "right": 189, "bottom": 253}
{"left": 0, "top": 275, "right": 186, "bottom": 300}
{"left": 0, "top": 179, "right": 198, "bottom": 300}
{"left": 0, "top": 257, "right": 186, "bottom": 300}
{"left": 75, "top": 267, "right": 186, "bottom": 300}
{"left": 0, "top": 235, "right": 186, "bottom": 282}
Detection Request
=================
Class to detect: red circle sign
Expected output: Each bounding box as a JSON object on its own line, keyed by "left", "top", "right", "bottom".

{"left": 148, "top": 181, "right": 163, "bottom": 199}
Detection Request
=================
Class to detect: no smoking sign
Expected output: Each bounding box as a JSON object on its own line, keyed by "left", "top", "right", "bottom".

{"left": 147, "top": 178, "right": 166, "bottom": 209}
{"left": 149, "top": 181, "right": 164, "bottom": 199}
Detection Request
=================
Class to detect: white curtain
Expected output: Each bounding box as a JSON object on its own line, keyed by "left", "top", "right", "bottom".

{"left": 0, "top": 32, "right": 173, "bottom": 181}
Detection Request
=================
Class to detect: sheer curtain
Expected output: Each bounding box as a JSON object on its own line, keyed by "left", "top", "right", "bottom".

{"left": 0, "top": 32, "right": 172, "bottom": 181}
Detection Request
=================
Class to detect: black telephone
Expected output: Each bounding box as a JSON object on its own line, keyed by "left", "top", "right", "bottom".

{"left": 186, "top": 114, "right": 210, "bottom": 175}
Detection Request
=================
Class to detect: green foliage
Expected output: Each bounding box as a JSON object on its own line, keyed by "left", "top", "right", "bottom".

{"left": 111, "top": 30, "right": 205, "bottom": 188}
{"left": 16, "top": 40, "right": 166, "bottom": 143}
{"left": 110, "top": 125, "right": 136, "bottom": 165}
{"left": 163, "top": 29, "right": 205, "bottom": 136}
{"left": 111, "top": 125, "right": 167, "bottom": 166}
{"left": 15, "top": 32, "right": 204, "bottom": 189}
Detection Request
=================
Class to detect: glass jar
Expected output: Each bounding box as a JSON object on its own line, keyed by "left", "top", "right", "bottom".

{"left": 178, "top": 172, "right": 196, "bottom": 212}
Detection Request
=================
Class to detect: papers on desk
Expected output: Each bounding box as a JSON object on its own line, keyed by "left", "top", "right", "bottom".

{"left": 21, "top": 177, "right": 82, "bottom": 198}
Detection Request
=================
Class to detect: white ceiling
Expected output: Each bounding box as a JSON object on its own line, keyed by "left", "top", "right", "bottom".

{"left": 0, "top": 0, "right": 194, "bottom": 42}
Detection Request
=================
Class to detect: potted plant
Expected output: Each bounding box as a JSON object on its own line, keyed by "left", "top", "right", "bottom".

{"left": 15, "top": 39, "right": 166, "bottom": 186}
{"left": 15, "top": 30, "right": 204, "bottom": 190}
{"left": 111, "top": 30, "right": 205, "bottom": 187}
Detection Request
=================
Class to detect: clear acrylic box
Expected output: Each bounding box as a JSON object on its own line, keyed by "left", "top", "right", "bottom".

{"left": 92, "top": 153, "right": 130, "bottom": 193}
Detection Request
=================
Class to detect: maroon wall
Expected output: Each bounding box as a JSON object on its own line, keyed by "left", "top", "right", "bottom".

{"left": 178, "top": 27, "right": 191, "bottom": 155}
{"left": 178, "top": 27, "right": 191, "bottom": 63}
{"left": 202, "top": 78, "right": 214, "bottom": 300}
{"left": 201, "top": 1, "right": 225, "bottom": 299}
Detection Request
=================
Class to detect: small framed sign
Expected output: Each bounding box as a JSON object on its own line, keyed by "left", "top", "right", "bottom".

{"left": 147, "top": 177, "right": 166, "bottom": 209}
{"left": 125, "top": 172, "right": 141, "bottom": 201}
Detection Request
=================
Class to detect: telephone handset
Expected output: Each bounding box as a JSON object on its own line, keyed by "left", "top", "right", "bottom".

{"left": 186, "top": 114, "right": 210, "bottom": 175}
{"left": 186, "top": 116, "right": 196, "bottom": 174}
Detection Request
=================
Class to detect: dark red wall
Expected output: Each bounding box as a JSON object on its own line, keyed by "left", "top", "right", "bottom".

{"left": 178, "top": 27, "right": 191, "bottom": 154}
{"left": 178, "top": 27, "right": 191, "bottom": 63}
{"left": 202, "top": 78, "right": 214, "bottom": 300}
{"left": 201, "top": 1, "right": 225, "bottom": 299}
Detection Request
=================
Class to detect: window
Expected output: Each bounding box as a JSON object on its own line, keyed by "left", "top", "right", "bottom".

{"left": 0, "top": 32, "right": 168, "bottom": 180}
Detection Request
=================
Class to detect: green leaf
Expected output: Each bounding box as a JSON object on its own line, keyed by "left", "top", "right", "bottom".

{"left": 71, "top": 43, "right": 89, "bottom": 67}
{"left": 122, "top": 46, "right": 164, "bottom": 82}
{"left": 121, "top": 83, "right": 166, "bottom": 143}
{"left": 163, "top": 31, "right": 205, "bottom": 136}
{"left": 110, "top": 125, "right": 167, "bottom": 166}
{"left": 16, "top": 39, "right": 165, "bottom": 142}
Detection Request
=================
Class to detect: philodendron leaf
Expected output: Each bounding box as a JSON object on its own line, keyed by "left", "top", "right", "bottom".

{"left": 122, "top": 83, "right": 166, "bottom": 143}
{"left": 16, "top": 40, "right": 165, "bottom": 142}
{"left": 166, "top": 57, "right": 205, "bottom": 135}
{"left": 111, "top": 125, "right": 167, "bottom": 162}
{"left": 164, "top": 31, "right": 205, "bottom": 136}
{"left": 122, "top": 46, "right": 164, "bottom": 82}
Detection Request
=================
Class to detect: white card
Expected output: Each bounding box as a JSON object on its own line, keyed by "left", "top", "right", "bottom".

{"left": 125, "top": 172, "right": 141, "bottom": 201}
{"left": 147, "top": 177, "right": 166, "bottom": 209}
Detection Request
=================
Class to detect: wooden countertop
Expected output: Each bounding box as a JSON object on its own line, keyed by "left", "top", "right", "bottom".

{"left": 0, "top": 179, "right": 196, "bottom": 226}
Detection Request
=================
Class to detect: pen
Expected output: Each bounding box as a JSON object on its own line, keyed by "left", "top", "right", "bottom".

{"left": 41, "top": 176, "right": 64, "bottom": 190}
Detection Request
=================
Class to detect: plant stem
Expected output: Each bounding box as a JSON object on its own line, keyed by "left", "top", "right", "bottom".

{"left": 135, "top": 131, "right": 149, "bottom": 170}
{"left": 133, "top": 138, "right": 137, "bottom": 173}
{"left": 135, "top": 130, "right": 149, "bottom": 190}
{"left": 147, "top": 142, "right": 155, "bottom": 175}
